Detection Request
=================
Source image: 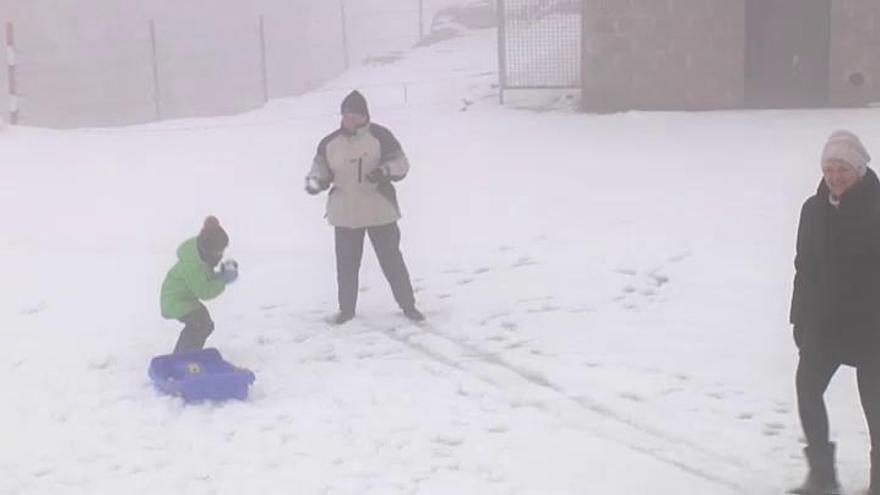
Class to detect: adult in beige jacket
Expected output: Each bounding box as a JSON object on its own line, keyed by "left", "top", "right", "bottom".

{"left": 305, "top": 90, "right": 424, "bottom": 325}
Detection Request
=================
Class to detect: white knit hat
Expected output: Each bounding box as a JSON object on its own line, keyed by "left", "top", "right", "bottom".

{"left": 821, "top": 130, "right": 871, "bottom": 177}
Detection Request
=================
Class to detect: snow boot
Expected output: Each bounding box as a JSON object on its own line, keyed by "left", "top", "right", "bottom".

{"left": 327, "top": 310, "right": 355, "bottom": 326}
{"left": 403, "top": 306, "right": 425, "bottom": 322}
{"left": 789, "top": 443, "right": 842, "bottom": 495}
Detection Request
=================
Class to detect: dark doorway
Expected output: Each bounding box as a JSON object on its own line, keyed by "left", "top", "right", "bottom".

{"left": 745, "top": 0, "right": 831, "bottom": 108}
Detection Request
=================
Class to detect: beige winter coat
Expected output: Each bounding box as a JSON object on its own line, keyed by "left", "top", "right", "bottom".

{"left": 308, "top": 123, "right": 410, "bottom": 228}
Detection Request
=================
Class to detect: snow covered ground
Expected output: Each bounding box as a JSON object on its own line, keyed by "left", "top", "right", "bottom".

{"left": 3, "top": 25, "right": 880, "bottom": 495}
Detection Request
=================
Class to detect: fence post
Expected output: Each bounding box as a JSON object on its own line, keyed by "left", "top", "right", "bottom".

{"left": 497, "top": 0, "right": 507, "bottom": 104}
{"left": 340, "top": 0, "right": 350, "bottom": 70}
{"left": 149, "top": 19, "right": 162, "bottom": 119}
{"left": 259, "top": 15, "right": 269, "bottom": 103}
{"left": 6, "top": 22, "right": 17, "bottom": 124}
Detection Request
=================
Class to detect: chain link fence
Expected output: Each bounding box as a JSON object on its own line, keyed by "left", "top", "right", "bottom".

{"left": 498, "top": 0, "right": 581, "bottom": 101}
{"left": 0, "top": 0, "right": 467, "bottom": 128}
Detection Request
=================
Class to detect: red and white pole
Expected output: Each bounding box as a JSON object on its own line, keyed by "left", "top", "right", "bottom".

{"left": 6, "top": 22, "right": 18, "bottom": 125}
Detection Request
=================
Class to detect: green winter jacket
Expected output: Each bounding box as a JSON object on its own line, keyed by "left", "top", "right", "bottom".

{"left": 160, "top": 238, "right": 225, "bottom": 319}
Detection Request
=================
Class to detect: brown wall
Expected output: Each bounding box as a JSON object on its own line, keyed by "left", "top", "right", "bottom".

{"left": 830, "top": 0, "right": 880, "bottom": 106}
{"left": 581, "top": 0, "right": 745, "bottom": 112}
{"left": 582, "top": 0, "right": 880, "bottom": 111}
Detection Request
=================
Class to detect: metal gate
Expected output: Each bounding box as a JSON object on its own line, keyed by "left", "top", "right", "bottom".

{"left": 498, "top": 0, "right": 581, "bottom": 102}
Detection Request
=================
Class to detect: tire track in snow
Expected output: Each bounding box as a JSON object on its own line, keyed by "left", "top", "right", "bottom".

{"left": 359, "top": 317, "right": 772, "bottom": 494}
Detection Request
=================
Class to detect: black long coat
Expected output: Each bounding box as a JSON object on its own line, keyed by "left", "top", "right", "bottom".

{"left": 790, "top": 168, "right": 880, "bottom": 366}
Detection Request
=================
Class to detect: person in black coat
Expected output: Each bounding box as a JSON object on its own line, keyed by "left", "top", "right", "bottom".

{"left": 790, "top": 130, "right": 878, "bottom": 495}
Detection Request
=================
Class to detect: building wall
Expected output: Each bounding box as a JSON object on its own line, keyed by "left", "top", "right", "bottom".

{"left": 830, "top": 0, "right": 880, "bottom": 106}
{"left": 0, "top": 4, "right": 10, "bottom": 126}
{"left": 581, "top": 0, "right": 745, "bottom": 112}
{"left": 582, "top": 0, "right": 880, "bottom": 111}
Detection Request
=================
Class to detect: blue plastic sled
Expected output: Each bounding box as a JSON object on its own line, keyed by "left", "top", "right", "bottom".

{"left": 148, "top": 348, "right": 256, "bottom": 403}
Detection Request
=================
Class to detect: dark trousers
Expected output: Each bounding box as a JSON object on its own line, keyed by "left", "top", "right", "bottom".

{"left": 173, "top": 304, "right": 215, "bottom": 353}
{"left": 335, "top": 222, "right": 416, "bottom": 314}
{"left": 797, "top": 351, "right": 880, "bottom": 451}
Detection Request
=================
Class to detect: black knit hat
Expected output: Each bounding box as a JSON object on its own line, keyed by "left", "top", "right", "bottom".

{"left": 197, "top": 216, "right": 229, "bottom": 253}
{"left": 341, "top": 90, "right": 369, "bottom": 119}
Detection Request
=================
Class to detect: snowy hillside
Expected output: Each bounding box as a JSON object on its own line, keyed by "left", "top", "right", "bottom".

{"left": 3, "top": 22, "right": 880, "bottom": 495}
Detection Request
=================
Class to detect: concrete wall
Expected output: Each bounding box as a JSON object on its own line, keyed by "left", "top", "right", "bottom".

{"left": 581, "top": 0, "right": 880, "bottom": 111}
{"left": 581, "top": 0, "right": 745, "bottom": 112}
{"left": 830, "top": 0, "right": 880, "bottom": 106}
{"left": 0, "top": 3, "right": 10, "bottom": 126}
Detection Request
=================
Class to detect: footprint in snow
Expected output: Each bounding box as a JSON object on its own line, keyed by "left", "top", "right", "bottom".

{"left": 661, "top": 387, "right": 684, "bottom": 396}
{"left": 569, "top": 306, "right": 593, "bottom": 314}
{"left": 479, "top": 311, "right": 511, "bottom": 326}
{"left": 500, "top": 321, "right": 519, "bottom": 331}
{"left": 511, "top": 256, "right": 538, "bottom": 268}
{"left": 88, "top": 355, "right": 117, "bottom": 371}
{"left": 486, "top": 424, "right": 509, "bottom": 433}
{"left": 355, "top": 350, "right": 376, "bottom": 359}
{"left": 517, "top": 296, "right": 552, "bottom": 303}
{"left": 256, "top": 336, "right": 278, "bottom": 346}
{"left": 668, "top": 252, "right": 692, "bottom": 263}
{"left": 434, "top": 433, "right": 466, "bottom": 447}
{"left": 21, "top": 302, "right": 47, "bottom": 316}
{"left": 620, "top": 392, "right": 645, "bottom": 403}
{"left": 763, "top": 423, "right": 785, "bottom": 436}
{"left": 650, "top": 271, "right": 670, "bottom": 287}
{"left": 526, "top": 305, "right": 562, "bottom": 314}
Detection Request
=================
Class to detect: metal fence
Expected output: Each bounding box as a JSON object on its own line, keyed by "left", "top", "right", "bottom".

{"left": 498, "top": 0, "right": 581, "bottom": 101}
{"left": 0, "top": 0, "right": 452, "bottom": 128}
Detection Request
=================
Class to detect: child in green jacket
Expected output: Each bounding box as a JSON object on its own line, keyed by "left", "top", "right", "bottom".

{"left": 160, "top": 216, "right": 238, "bottom": 353}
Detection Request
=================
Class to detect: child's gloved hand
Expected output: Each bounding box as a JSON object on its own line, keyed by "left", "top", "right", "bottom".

{"left": 216, "top": 259, "right": 239, "bottom": 284}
